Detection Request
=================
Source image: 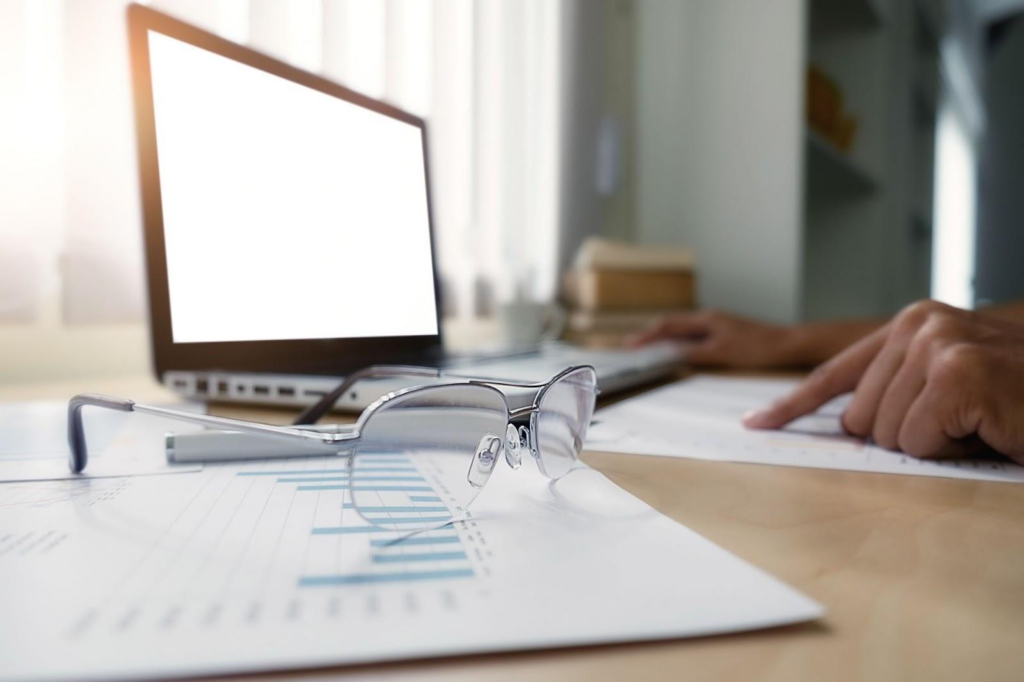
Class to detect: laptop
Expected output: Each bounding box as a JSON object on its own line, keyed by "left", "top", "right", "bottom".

{"left": 128, "top": 5, "right": 683, "bottom": 412}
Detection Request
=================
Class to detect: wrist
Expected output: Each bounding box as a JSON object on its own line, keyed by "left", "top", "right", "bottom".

{"left": 775, "top": 323, "right": 820, "bottom": 367}
{"left": 781, "top": 318, "right": 886, "bottom": 367}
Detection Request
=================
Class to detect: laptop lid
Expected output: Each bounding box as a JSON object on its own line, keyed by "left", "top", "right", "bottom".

{"left": 127, "top": 5, "right": 443, "bottom": 380}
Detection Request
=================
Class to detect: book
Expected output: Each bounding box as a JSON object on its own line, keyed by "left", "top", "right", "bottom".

{"left": 564, "top": 269, "right": 696, "bottom": 311}
{"left": 572, "top": 237, "right": 695, "bottom": 272}
{"left": 568, "top": 307, "right": 689, "bottom": 333}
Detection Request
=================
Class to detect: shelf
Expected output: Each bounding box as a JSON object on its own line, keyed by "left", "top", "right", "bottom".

{"left": 804, "top": 129, "right": 877, "bottom": 197}
{"left": 810, "top": 0, "right": 886, "bottom": 34}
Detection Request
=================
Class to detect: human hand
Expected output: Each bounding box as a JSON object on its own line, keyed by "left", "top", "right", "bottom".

{"left": 742, "top": 301, "right": 1024, "bottom": 464}
{"left": 626, "top": 310, "right": 797, "bottom": 368}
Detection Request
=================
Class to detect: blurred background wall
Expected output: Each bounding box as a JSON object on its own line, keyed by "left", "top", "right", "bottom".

{"left": 976, "top": 14, "right": 1024, "bottom": 306}
{"left": 2, "top": 0, "right": 1023, "bottom": 383}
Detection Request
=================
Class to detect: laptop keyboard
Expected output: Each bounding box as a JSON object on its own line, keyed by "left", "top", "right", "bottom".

{"left": 443, "top": 342, "right": 683, "bottom": 383}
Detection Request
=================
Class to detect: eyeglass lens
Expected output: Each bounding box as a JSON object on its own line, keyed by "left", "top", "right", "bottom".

{"left": 534, "top": 366, "right": 598, "bottom": 479}
{"left": 349, "top": 384, "right": 508, "bottom": 531}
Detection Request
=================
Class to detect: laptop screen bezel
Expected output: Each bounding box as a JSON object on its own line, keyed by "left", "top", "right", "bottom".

{"left": 127, "top": 4, "right": 444, "bottom": 379}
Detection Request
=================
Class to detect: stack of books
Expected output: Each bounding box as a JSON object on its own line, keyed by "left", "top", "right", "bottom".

{"left": 562, "top": 238, "right": 696, "bottom": 347}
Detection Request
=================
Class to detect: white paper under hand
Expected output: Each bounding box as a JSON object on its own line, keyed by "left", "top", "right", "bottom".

{"left": 587, "top": 375, "right": 1024, "bottom": 483}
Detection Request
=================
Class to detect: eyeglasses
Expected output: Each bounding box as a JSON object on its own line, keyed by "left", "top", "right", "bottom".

{"left": 68, "top": 365, "right": 599, "bottom": 531}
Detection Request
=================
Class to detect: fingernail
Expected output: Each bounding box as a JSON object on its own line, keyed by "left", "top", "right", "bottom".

{"left": 742, "top": 409, "right": 770, "bottom": 428}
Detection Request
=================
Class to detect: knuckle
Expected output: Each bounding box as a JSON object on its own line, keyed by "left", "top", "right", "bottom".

{"left": 896, "top": 300, "right": 942, "bottom": 327}
{"left": 916, "top": 299, "right": 951, "bottom": 316}
{"left": 906, "top": 326, "right": 933, "bottom": 358}
{"left": 920, "top": 313, "right": 965, "bottom": 343}
{"left": 930, "top": 343, "right": 985, "bottom": 388}
{"left": 894, "top": 299, "right": 956, "bottom": 336}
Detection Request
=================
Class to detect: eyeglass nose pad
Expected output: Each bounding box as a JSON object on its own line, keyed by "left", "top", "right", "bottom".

{"left": 467, "top": 435, "right": 502, "bottom": 488}
{"left": 504, "top": 424, "right": 522, "bottom": 470}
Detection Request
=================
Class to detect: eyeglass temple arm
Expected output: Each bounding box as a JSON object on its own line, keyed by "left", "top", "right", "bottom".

{"left": 67, "top": 394, "right": 135, "bottom": 474}
{"left": 68, "top": 393, "right": 346, "bottom": 474}
{"left": 293, "top": 365, "right": 442, "bottom": 425}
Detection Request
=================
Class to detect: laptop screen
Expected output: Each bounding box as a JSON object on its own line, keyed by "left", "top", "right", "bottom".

{"left": 147, "top": 31, "right": 438, "bottom": 344}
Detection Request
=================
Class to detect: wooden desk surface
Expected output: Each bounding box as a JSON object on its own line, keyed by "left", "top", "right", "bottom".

{"left": 3, "top": 375, "right": 1022, "bottom": 682}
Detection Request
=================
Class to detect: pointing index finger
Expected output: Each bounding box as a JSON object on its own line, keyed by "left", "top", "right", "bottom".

{"left": 743, "top": 326, "right": 888, "bottom": 430}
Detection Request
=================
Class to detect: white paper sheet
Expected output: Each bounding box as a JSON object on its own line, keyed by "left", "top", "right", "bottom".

{"left": 587, "top": 375, "right": 1024, "bottom": 483}
{"left": 0, "top": 453, "right": 822, "bottom": 680}
{"left": 0, "top": 401, "right": 203, "bottom": 482}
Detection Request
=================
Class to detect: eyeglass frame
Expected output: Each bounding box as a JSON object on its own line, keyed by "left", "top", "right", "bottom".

{"left": 67, "top": 364, "right": 600, "bottom": 478}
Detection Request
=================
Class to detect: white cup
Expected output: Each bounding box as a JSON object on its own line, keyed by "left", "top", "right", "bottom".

{"left": 496, "top": 301, "right": 565, "bottom": 349}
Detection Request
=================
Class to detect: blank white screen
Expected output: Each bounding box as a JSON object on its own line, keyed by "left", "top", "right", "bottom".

{"left": 148, "top": 31, "right": 438, "bottom": 344}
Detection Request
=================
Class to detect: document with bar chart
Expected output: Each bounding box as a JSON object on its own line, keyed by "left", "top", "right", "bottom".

{"left": 1, "top": 451, "right": 822, "bottom": 680}
{"left": 588, "top": 375, "right": 1024, "bottom": 483}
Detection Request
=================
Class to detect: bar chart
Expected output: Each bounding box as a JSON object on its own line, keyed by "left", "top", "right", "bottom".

{"left": 236, "top": 453, "right": 478, "bottom": 588}
{"left": 58, "top": 454, "right": 490, "bottom": 643}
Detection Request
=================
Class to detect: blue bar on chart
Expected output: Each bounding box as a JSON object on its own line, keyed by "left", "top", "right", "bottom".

{"left": 343, "top": 504, "right": 449, "bottom": 513}
{"left": 296, "top": 485, "right": 434, "bottom": 492}
{"left": 372, "top": 552, "right": 468, "bottom": 564}
{"left": 278, "top": 476, "right": 425, "bottom": 483}
{"left": 337, "top": 516, "right": 452, "bottom": 525}
{"left": 369, "top": 535, "right": 462, "bottom": 547}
